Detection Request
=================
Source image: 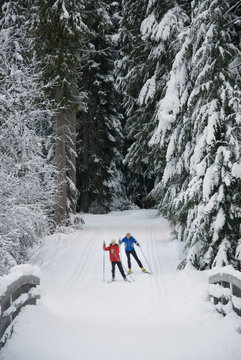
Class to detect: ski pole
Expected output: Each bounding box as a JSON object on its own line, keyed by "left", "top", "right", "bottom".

{"left": 121, "top": 262, "right": 135, "bottom": 282}
{"left": 103, "top": 243, "right": 106, "bottom": 282}
{"left": 139, "top": 245, "right": 153, "bottom": 274}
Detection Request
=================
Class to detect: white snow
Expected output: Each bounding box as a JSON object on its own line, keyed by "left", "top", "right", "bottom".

{"left": 60, "top": 1, "right": 70, "bottom": 20}
{"left": 233, "top": 296, "right": 241, "bottom": 311}
{"left": 140, "top": 13, "right": 156, "bottom": 40}
{"left": 138, "top": 73, "right": 156, "bottom": 105}
{"left": 202, "top": 164, "right": 219, "bottom": 201}
{"left": 149, "top": 37, "right": 192, "bottom": 147}
{"left": 149, "top": 72, "right": 178, "bottom": 145}
{"left": 232, "top": 162, "right": 241, "bottom": 178}
{"left": 213, "top": 208, "right": 225, "bottom": 236}
{"left": 1, "top": 209, "right": 241, "bottom": 360}
{"left": 209, "top": 283, "right": 231, "bottom": 300}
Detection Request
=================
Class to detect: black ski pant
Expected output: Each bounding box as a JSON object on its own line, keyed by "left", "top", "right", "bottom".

{"left": 111, "top": 261, "right": 126, "bottom": 279}
{"left": 125, "top": 249, "right": 143, "bottom": 269}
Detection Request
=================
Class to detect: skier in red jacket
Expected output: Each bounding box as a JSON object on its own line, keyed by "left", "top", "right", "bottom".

{"left": 103, "top": 240, "right": 127, "bottom": 281}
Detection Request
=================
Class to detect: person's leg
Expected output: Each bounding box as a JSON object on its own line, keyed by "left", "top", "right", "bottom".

{"left": 111, "top": 261, "right": 116, "bottom": 279}
{"left": 117, "top": 261, "right": 126, "bottom": 279}
{"left": 125, "top": 251, "right": 131, "bottom": 269}
{"left": 131, "top": 249, "right": 143, "bottom": 268}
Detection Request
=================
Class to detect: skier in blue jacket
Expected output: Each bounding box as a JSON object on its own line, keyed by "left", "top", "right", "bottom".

{"left": 119, "top": 233, "right": 146, "bottom": 274}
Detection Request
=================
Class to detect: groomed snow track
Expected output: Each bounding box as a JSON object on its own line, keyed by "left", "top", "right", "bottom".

{"left": 1, "top": 210, "right": 241, "bottom": 360}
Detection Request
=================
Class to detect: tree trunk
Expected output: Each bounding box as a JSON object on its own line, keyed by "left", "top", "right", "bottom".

{"left": 80, "top": 112, "right": 89, "bottom": 213}
{"left": 55, "top": 98, "right": 67, "bottom": 224}
{"left": 67, "top": 108, "right": 77, "bottom": 214}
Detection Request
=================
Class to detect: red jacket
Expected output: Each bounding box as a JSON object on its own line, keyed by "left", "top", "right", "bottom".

{"left": 104, "top": 244, "right": 121, "bottom": 262}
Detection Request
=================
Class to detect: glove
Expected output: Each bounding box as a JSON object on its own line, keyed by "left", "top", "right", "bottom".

{"left": 136, "top": 242, "right": 140, "bottom": 246}
{"left": 118, "top": 239, "right": 122, "bottom": 245}
{"left": 103, "top": 242, "right": 106, "bottom": 249}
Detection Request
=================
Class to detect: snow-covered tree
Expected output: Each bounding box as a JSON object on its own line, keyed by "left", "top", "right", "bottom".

{"left": 117, "top": 0, "right": 189, "bottom": 206}
{"left": 76, "top": 0, "right": 128, "bottom": 213}
{"left": 151, "top": 0, "right": 241, "bottom": 270}
{"left": 116, "top": 0, "right": 151, "bottom": 205}
{"left": 31, "top": 0, "right": 86, "bottom": 224}
{"left": 0, "top": 0, "right": 57, "bottom": 274}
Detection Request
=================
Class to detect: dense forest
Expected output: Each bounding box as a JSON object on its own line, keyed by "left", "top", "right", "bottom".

{"left": 0, "top": 0, "right": 240, "bottom": 274}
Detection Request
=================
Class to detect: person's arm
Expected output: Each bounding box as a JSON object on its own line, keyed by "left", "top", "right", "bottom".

{"left": 132, "top": 237, "right": 140, "bottom": 246}
{"left": 103, "top": 242, "right": 110, "bottom": 251}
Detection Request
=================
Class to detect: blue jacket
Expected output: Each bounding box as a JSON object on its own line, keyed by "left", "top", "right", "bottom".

{"left": 120, "top": 236, "right": 138, "bottom": 251}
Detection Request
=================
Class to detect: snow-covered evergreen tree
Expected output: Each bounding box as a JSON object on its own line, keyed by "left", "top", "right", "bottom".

{"left": 0, "top": 0, "right": 57, "bottom": 274}
{"left": 76, "top": 0, "right": 128, "bottom": 213}
{"left": 31, "top": 0, "right": 86, "bottom": 223}
{"left": 106, "top": 1, "right": 131, "bottom": 211}
{"left": 151, "top": 0, "right": 241, "bottom": 270}
{"left": 117, "top": 0, "right": 189, "bottom": 206}
{"left": 116, "top": 0, "right": 151, "bottom": 205}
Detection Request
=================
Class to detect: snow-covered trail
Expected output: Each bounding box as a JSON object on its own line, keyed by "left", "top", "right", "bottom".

{"left": 1, "top": 210, "right": 241, "bottom": 360}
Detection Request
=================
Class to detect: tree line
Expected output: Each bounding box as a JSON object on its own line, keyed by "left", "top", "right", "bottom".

{"left": 0, "top": 0, "right": 240, "bottom": 273}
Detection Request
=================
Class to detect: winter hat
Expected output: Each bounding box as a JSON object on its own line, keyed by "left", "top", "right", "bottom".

{"left": 111, "top": 239, "right": 116, "bottom": 244}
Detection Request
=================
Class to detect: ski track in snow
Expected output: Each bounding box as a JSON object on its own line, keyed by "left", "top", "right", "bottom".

{"left": 1, "top": 209, "right": 241, "bottom": 360}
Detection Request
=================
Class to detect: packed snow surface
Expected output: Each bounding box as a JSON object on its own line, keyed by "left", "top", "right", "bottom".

{"left": 1, "top": 210, "right": 241, "bottom": 360}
